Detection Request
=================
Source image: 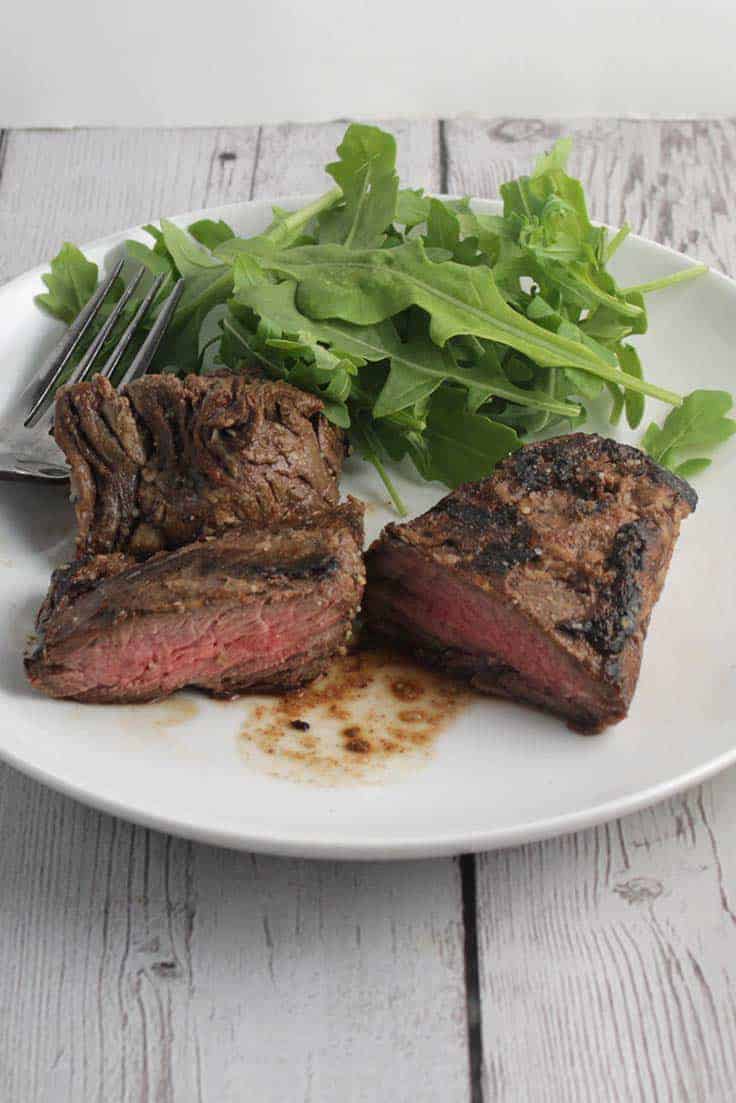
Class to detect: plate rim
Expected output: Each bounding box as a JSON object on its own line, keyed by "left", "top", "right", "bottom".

{"left": 0, "top": 727, "right": 735, "bottom": 859}
{"left": 1, "top": 192, "right": 733, "bottom": 860}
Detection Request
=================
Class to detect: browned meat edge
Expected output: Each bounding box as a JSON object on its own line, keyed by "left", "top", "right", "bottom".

{"left": 26, "top": 498, "right": 365, "bottom": 703}
{"left": 54, "top": 372, "right": 346, "bottom": 558}
{"left": 365, "top": 434, "right": 695, "bottom": 732}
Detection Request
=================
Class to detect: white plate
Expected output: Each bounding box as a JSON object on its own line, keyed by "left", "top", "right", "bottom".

{"left": 0, "top": 197, "right": 734, "bottom": 860}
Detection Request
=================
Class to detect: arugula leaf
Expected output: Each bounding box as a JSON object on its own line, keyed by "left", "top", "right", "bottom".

{"left": 188, "top": 218, "right": 235, "bottom": 249}
{"left": 272, "top": 346, "right": 354, "bottom": 427}
{"left": 533, "top": 136, "right": 574, "bottom": 176}
{"left": 141, "top": 223, "right": 172, "bottom": 256}
{"left": 125, "top": 239, "right": 175, "bottom": 284}
{"left": 421, "top": 389, "right": 520, "bottom": 488}
{"left": 396, "top": 188, "right": 431, "bottom": 231}
{"left": 198, "top": 303, "right": 229, "bottom": 372}
{"left": 147, "top": 221, "right": 235, "bottom": 341}
{"left": 227, "top": 273, "right": 357, "bottom": 425}
{"left": 35, "top": 243, "right": 99, "bottom": 323}
{"left": 221, "top": 314, "right": 286, "bottom": 376}
{"left": 165, "top": 270, "right": 234, "bottom": 340}
{"left": 641, "top": 389, "right": 736, "bottom": 476}
{"left": 233, "top": 260, "right": 581, "bottom": 421}
{"left": 214, "top": 189, "right": 342, "bottom": 262}
{"left": 451, "top": 201, "right": 504, "bottom": 258}
{"left": 606, "top": 381, "right": 625, "bottom": 426}
{"left": 233, "top": 267, "right": 393, "bottom": 357}
{"left": 672, "top": 457, "right": 712, "bottom": 479}
{"left": 424, "top": 199, "right": 460, "bottom": 252}
{"left": 318, "top": 124, "right": 399, "bottom": 249}
{"left": 260, "top": 190, "right": 342, "bottom": 250}
{"left": 261, "top": 240, "right": 681, "bottom": 404}
{"left": 160, "top": 219, "right": 224, "bottom": 276}
{"left": 617, "top": 343, "right": 645, "bottom": 429}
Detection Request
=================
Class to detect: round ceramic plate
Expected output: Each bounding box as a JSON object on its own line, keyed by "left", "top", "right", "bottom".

{"left": 0, "top": 197, "right": 733, "bottom": 859}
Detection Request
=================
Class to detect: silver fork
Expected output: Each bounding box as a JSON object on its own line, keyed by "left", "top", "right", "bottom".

{"left": 0, "top": 264, "right": 185, "bottom": 482}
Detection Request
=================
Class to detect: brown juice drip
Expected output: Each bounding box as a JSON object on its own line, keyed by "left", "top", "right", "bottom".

{"left": 238, "top": 646, "right": 469, "bottom": 786}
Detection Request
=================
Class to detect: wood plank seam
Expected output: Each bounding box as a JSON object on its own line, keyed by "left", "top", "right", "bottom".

{"left": 248, "top": 127, "right": 263, "bottom": 200}
{"left": 438, "top": 119, "right": 450, "bottom": 193}
{"left": 461, "top": 854, "right": 484, "bottom": 1103}
{"left": 0, "top": 131, "right": 8, "bottom": 193}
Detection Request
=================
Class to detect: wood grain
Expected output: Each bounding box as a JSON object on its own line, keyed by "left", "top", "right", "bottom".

{"left": 443, "top": 117, "right": 736, "bottom": 1103}
{"left": 2, "top": 117, "right": 736, "bottom": 1103}
{"left": 475, "top": 776, "right": 736, "bottom": 1102}
{"left": 0, "top": 127, "right": 259, "bottom": 281}
{"left": 0, "top": 120, "right": 471, "bottom": 1103}
{"left": 0, "top": 779, "right": 469, "bottom": 1103}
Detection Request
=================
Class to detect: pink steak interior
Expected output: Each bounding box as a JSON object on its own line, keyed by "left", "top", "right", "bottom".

{"left": 42, "top": 596, "right": 345, "bottom": 701}
{"left": 371, "top": 544, "right": 616, "bottom": 719}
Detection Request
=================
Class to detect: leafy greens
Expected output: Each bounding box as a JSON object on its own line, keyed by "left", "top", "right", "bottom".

{"left": 36, "top": 123, "right": 729, "bottom": 511}
{"left": 641, "top": 389, "right": 736, "bottom": 477}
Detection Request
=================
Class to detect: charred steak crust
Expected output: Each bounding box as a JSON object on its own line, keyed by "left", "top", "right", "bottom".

{"left": 25, "top": 499, "right": 366, "bottom": 704}
{"left": 508, "top": 433, "right": 697, "bottom": 511}
{"left": 365, "top": 434, "right": 695, "bottom": 732}
{"left": 55, "top": 373, "right": 345, "bottom": 558}
{"left": 556, "top": 517, "right": 658, "bottom": 660}
{"left": 435, "top": 499, "right": 541, "bottom": 574}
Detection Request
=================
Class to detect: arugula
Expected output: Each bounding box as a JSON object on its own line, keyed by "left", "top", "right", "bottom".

{"left": 396, "top": 188, "right": 431, "bottom": 231}
{"left": 617, "top": 343, "right": 645, "bottom": 429}
{"left": 36, "top": 124, "right": 727, "bottom": 509}
{"left": 232, "top": 260, "right": 582, "bottom": 423}
{"left": 420, "top": 390, "right": 521, "bottom": 488}
{"left": 188, "top": 218, "right": 235, "bottom": 249}
{"left": 260, "top": 240, "right": 679, "bottom": 404}
{"left": 641, "top": 389, "right": 736, "bottom": 477}
{"left": 159, "top": 220, "right": 224, "bottom": 276}
{"left": 35, "top": 243, "right": 100, "bottom": 324}
{"left": 318, "top": 124, "right": 399, "bottom": 249}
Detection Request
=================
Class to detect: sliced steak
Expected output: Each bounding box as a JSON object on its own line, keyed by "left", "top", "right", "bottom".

{"left": 55, "top": 372, "right": 345, "bottom": 558}
{"left": 26, "top": 499, "right": 365, "bottom": 704}
{"left": 365, "top": 434, "right": 696, "bottom": 732}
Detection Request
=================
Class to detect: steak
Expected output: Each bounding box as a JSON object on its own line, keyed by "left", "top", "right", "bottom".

{"left": 26, "top": 499, "right": 365, "bottom": 703}
{"left": 365, "top": 434, "right": 696, "bottom": 732}
{"left": 55, "top": 372, "right": 345, "bottom": 558}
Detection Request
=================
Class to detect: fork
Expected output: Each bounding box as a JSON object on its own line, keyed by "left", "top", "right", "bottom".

{"left": 0, "top": 264, "right": 185, "bottom": 482}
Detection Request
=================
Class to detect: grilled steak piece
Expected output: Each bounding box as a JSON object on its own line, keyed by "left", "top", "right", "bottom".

{"left": 365, "top": 434, "right": 696, "bottom": 732}
{"left": 26, "top": 499, "right": 364, "bottom": 704}
{"left": 55, "top": 372, "right": 345, "bottom": 558}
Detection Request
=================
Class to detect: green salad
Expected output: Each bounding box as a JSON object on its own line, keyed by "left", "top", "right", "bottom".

{"left": 37, "top": 124, "right": 734, "bottom": 512}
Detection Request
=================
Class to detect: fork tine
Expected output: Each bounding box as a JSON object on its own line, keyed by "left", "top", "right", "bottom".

{"left": 99, "top": 272, "right": 167, "bottom": 382}
{"left": 69, "top": 266, "right": 147, "bottom": 387}
{"left": 24, "top": 258, "right": 124, "bottom": 427}
{"left": 117, "top": 278, "right": 185, "bottom": 386}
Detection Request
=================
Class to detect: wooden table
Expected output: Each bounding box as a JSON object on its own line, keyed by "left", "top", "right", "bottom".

{"left": 1, "top": 118, "right": 735, "bottom": 1103}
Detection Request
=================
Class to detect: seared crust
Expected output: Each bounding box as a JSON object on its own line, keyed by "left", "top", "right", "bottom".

{"left": 55, "top": 372, "right": 345, "bottom": 558}
{"left": 25, "top": 499, "right": 365, "bottom": 703}
{"left": 365, "top": 434, "right": 696, "bottom": 731}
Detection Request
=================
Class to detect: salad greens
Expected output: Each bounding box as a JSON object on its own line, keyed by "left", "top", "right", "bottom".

{"left": 641, "top": 389, "right": 736, "bottom": 478}
{"left": 36, "top": 123, "right": 731, "bottom": 512}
